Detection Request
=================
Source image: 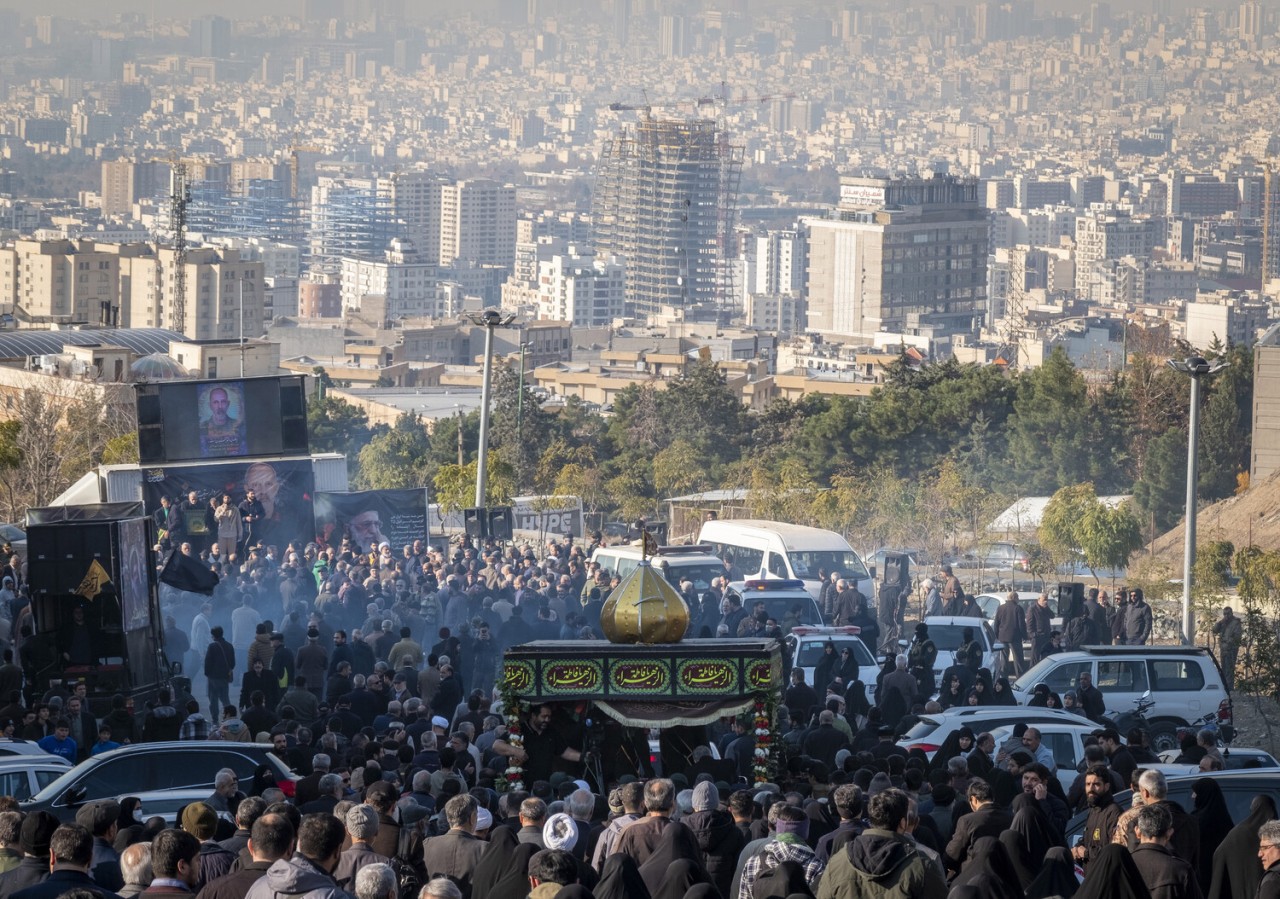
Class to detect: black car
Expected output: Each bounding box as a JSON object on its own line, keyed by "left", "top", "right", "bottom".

{"left": 1065, "top": 770, "right": 1280, "bottom": 845}
{"left": 21, "top": 741, "right": 297, "bottom": 821}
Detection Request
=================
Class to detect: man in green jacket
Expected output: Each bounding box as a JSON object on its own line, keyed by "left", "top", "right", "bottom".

{"left": 817, "top": 788, "right": 947, "bottom": 899}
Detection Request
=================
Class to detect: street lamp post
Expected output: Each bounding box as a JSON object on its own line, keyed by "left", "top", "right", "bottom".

{"left": 468, "top": 308, "right": 517, "bottom": 508}
{"left": 1167, "top": 354, "right": 1229, "bottom": 645}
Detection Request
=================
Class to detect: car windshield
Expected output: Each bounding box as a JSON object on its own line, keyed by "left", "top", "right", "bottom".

{"left": 924, "top": 625, "right": 987, "bottom": 652}
{"left": 796, "top": 638, "right": 876, "bottom": 667}
{"left": 1012, "top": 656, "right": 1065, "bottom": 692}
{"left": 662, "top": 563, "right": 723, "bottom": 592}
{"left": 760, "top": 596, "right": 822, "bottom": 626}
{"left": 788, "top": 550, "right": 869, "bottom": 581}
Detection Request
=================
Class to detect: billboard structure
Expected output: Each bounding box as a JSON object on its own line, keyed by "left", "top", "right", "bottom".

{"left": 135, "top": 375, "right": 309, "bottom": 465}
{"left": 313, "top": 489, "right": 429, "bottom": 554}
{"left": 142, "top": 458, "right": 316, "bottom": 553}
{"left": 430, "top": 495, "right": 583, "bottom": 541}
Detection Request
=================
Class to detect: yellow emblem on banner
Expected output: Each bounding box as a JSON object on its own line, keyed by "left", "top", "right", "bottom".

{"left": 74, "top": 559, "right": 112, "bottom": 600}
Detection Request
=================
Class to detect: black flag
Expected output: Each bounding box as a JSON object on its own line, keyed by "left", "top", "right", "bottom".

{"left": 159, "top": 549, "right": 220, "bottom": 596}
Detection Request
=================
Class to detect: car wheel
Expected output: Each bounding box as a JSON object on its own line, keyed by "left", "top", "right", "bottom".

{"left": 1148, "top": 722, "right": 1179, "bottom": 754}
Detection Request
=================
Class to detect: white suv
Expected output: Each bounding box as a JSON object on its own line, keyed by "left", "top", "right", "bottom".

{"left": 1011, "top": 645, "right": 1231, "bottom": 753}
{"left": 786, "top": 625, "right": 881, "bottom": 706}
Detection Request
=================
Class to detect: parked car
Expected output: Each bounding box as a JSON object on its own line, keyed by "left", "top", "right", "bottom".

{"left": 21, "top": 741, "right": 297, "bottom": 821}
{"left": 0, "top": 739, "right": 59, "bottom": 758}
{"left": 952, "top": 542, "right": 1030, "bottom": 573}
{"left": 1150, "top": 746, "right": 1279, "bottom": 776}
{"left": 1066, "top": 771, "right": 1280, "bottom": 846}
{"left": 898, "top": 706, "right": 1101, "bottom": 758}
{"left": 723, "top": 578, "right": 824, "bottom": 629}
{"left": 1011, "top": 645, "right": 1232, "bottom": 753}
{"left": 785, "top": 626, "right": 881, "bottom": 706}
{"left": 0, "top": 524, "right": 25, "bottom": 560}
{"left": 591, "top": 543, "right": 725, "bottom": 592}
{"left": 919, "top": 616, "right": 1003, "bottom": 684}
{"left": 0, "top": 756, "right": 70, "bottom": 801}
{"left": 972, "top": 591, "right": 1063, "bottom": 629}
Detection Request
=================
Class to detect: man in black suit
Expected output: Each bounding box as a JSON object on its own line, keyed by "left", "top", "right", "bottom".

{"left": 944, "top": 779, "right": 1013, "bottom": 875}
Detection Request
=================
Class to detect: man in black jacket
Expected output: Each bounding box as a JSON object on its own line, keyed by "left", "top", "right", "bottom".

{"left": 1131, "top": 804, "right": 1201, "bottom": 899}
{"left": 199, "top": 814, "right": 295, "bottom": 899}
{"left": 0, "top": 813, "right": 59, "bottom": 898}
{"left": 9, "top": 823, "right": 120, "bottom": 899}
{"left": 944, "top": 780, "right": 1013, "bottom": 874}
{"left": 993, "top": 592, "right": 1028, "bottom": 676}
{"left": 1072, "top": 765, "right": 1122, "bottom": 872}
{"left": 203, "top": 627, "right": 235, "bottom": 719}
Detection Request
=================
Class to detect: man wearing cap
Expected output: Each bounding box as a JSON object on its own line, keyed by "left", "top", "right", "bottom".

{"left": 0, "top": 812, "right": 59, "bottom": 896}
{"left": 180, "top": 803, "right": 235, "bottom": 891}
{"left": 74, "top": 800, "right": 122, "bottom": 892}
{"left": 10, "top": 823, "right": 121, "bottom": 899}
{"left": 333, "top": 806, "right": 386, "bottom": 892}
{"left": 196, "top": 814, "right": 295, "bottom": 899}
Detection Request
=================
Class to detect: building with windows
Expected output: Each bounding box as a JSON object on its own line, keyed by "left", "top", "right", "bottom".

{"left": 804, "top": 173, "right": 988, "bottom": 344}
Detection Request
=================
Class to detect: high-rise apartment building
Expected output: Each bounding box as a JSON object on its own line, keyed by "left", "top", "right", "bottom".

{"left": 1074, "top": 209, "right": 1161, "bottom": 298}
{"left": 536, "top": 251, "right": 625, "bottom": 327}
{"left": 124, "top": 247, "right": 265, "bottom": 339}
{"left": 805, "top": 174, "right": 988, "bottom": 339}
{"left": 438, "top": 179, "right": 516, "bottom": 270}
{"left": 100, "top": 159, "right": 168, "bottom": 220}
{"left": 389, "top": 171, "right": 446, "bottom": 266}
{"left": 0, "top": 239, "right": 122, "bottom": 324}
{"left": 190, "top": 15, "right": 231, "bottom": 58}
{"left": 592, "top": 117, "right": 743, "bottom": 318}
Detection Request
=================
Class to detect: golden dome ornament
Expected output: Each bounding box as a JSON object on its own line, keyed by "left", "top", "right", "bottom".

{"left": 599, "top": 534, "right": 690, "bottom": 644}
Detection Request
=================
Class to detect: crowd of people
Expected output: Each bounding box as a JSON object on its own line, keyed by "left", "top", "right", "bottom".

{"left": 0, "top": 527, "right": 1265, "bottom": 899}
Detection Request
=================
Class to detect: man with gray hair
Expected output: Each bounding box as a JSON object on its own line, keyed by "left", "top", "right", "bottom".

{"left": 206, "top": 768, "right": 242, "bottom": 814}
{"left": 881, "top": 654, "right": 918, "bottom": 725}
{"left": 421, "top": 793, "right": 485, "bottom": 893}
{"left": 1258, "top": 820, "right": 1280, "bottom": 897}
{"left": 295, "top": 753, "right": 332, "bottom": 808}
{"left": 1131, "top": 803, "right": 1200, "bottom": 899}
{"left": 1130, "top": 768, "right": 1200, "bottom": 869}
{"left": 352, "top": 860, "right": 396, "bottom": 899}
{"left": 615, "top": 778, "right": 693, "bottom": 867}
{"left": 565, "top": 789, "right": 594, "bottom": 861}
{"left": 334, "top": 805, "right": 385, "bottom": 891}
{"left": 301, "top": 773, "right": 344, "bottom": 815}
{"left": 803, "top": 709, "right": 849, "bottom": 769}
{"left": 117, "top": 841, "right": 152, "bottom": 898}
{"left": 419, "top": 877, "right": 463, "bottom": 899}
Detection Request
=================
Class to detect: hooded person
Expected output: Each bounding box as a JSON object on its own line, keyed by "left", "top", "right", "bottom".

{"left": 1025, "top": 845, "right": 1079, "bottom": 899}
{"left": 593, "top": 853, "right": 650, "bottom": 899}
{"left": 999, "top": 795, "right": 1061, "bottom": 892}
{"left": 637, "top": 817, "right": 708, "bottom": 896}
{"left": 1207, "top": 794, "right": 1277, "bottom": 899}
{"left": 949, "top": 836, "right": 1025, "bottom": 899}
{"left": 470, "top": 826, "right": 541, "bottom": 899}
{"left": 649, "top": 858, "right": 712, "bottom": 899}
{"left": 1073, "top": 843, "right": 1151, "bottom": 899}
{"left": 682, "top": 781, "right": 743, "bottom": 898}
{"left": 1191, "top": 777, "right": 1234, "bottom": 890}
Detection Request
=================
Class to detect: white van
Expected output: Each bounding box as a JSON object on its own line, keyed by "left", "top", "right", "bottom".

{"left": 695, "top": 519, "right": 873, "bottom": 603}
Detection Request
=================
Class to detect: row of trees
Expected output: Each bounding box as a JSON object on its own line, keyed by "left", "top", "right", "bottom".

{"left": 306, "top": 341, "right": 1252, "bottom": 551}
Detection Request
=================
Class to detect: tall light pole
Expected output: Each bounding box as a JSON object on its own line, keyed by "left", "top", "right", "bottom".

{"left": 469, "top": 308, "right": 517, "bottom": 507}
{"left": 1167, "top": 354, "right": 1228, "bottom": 645}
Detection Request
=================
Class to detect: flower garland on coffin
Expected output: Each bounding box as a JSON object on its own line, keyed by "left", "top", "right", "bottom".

{"left": 498, "top": 683, "right": 525, "bottom": 793}
{"left": 752, "top": 697, "right": 773, "bottom": 784}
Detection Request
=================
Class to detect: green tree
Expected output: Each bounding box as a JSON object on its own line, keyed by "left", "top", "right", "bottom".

{"left": 432, "top": 452, "right": 515, "bottom": 514}
{"left": 307, "top": 395, "right": 372, "bottom": 460}
{"left": 1038, "top": 483, "right": 1098, "bottom": 570}
{"left": 1194, "top": 540, "right": 1235, "bottom": 591}
{"left": 353, "top": 413, "right": 431, "bottom": 490}
{"left": 1005, "top": 348, "right": 1113, "bottom": 493}
{"left": 1077, "top": 500, "right": 1143, "bottom": 581}
{"left": 652, "top": 438, "right": 707, "bottom": 499}
{"left": 1132, "top": 428, "right": 1188, "bottom": 533}
{"left": 1198, "top": 344, "right": 1253, "bottom": 501}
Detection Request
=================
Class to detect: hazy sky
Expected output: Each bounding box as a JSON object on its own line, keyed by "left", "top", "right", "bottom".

{"left": 0, "top": 0, "right": 1237, "bottom": 23}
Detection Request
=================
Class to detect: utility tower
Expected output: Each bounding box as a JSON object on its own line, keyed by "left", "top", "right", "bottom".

{"left": 167, "top": 159, "right": 191, "bottom": 334}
